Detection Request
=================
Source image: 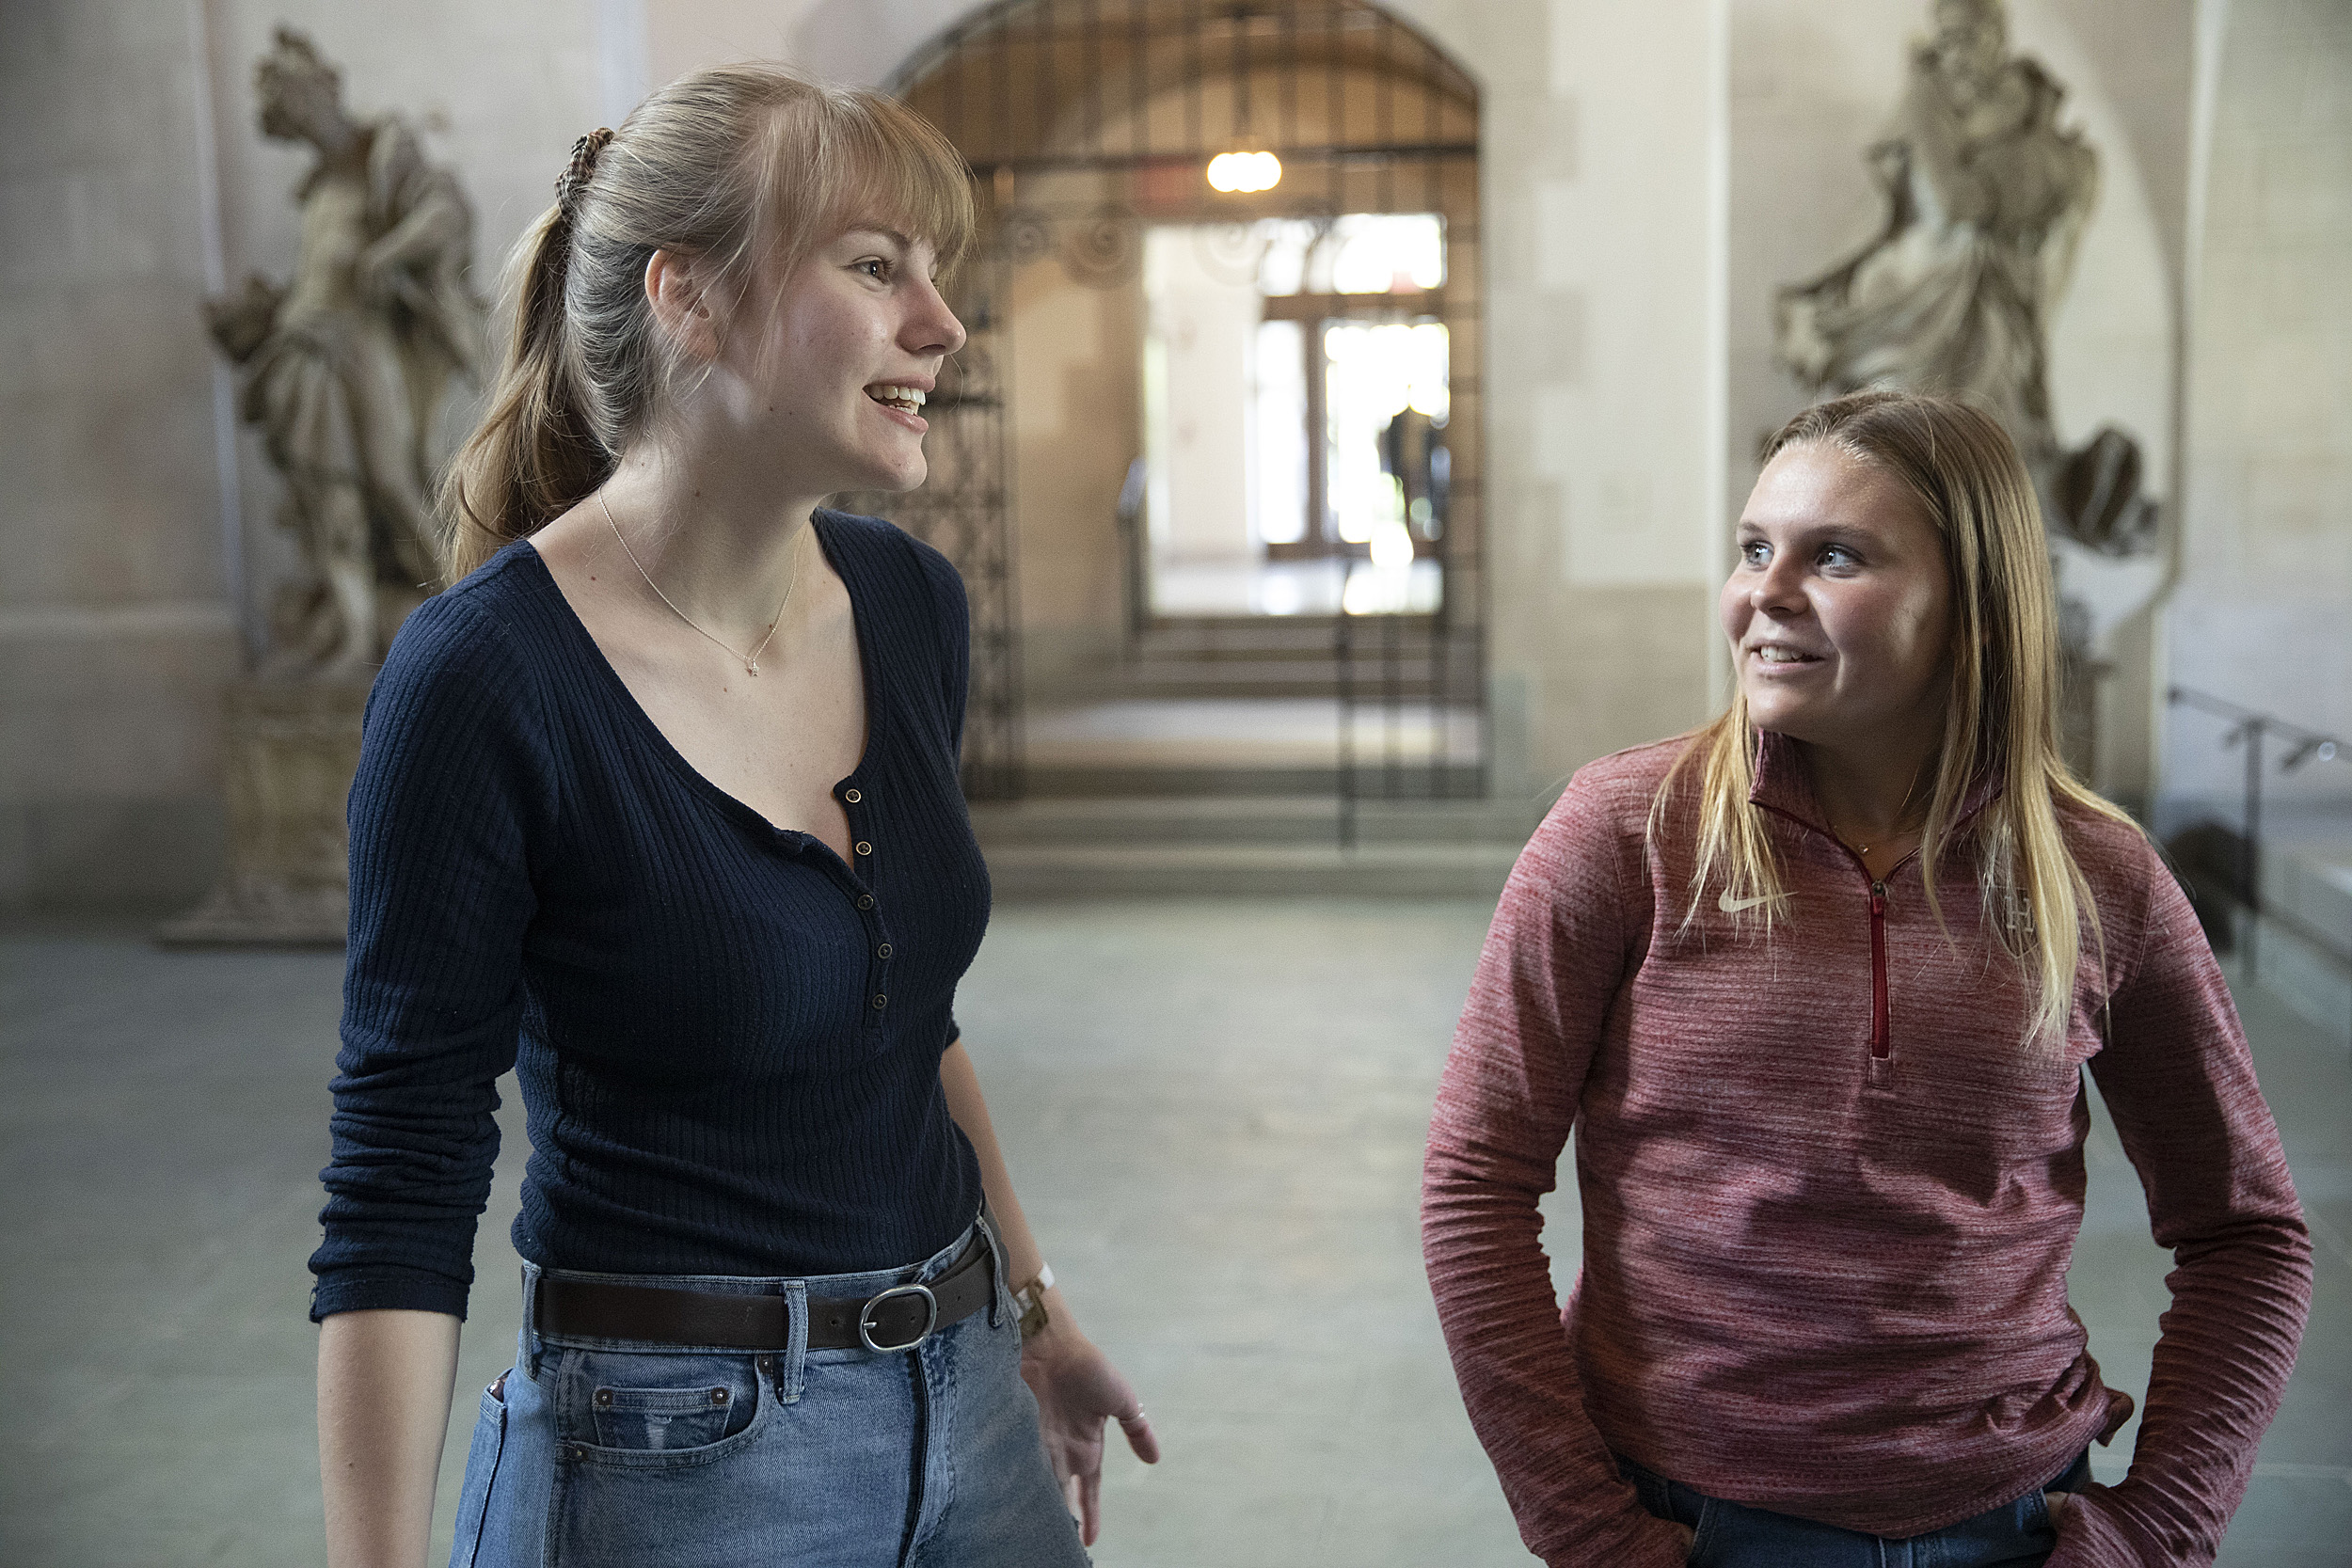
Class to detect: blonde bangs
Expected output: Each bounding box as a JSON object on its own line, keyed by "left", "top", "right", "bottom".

{"left": 746, "top": 85, "right": 977, "bottom": 291}
{"left": 826, "top": 95, "right": 977, "bottom": 277}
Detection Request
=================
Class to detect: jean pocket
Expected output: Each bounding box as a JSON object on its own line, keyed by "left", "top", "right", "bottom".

{"left": 592, "top": 1382, "right": 745, "bottom": 1450}
{"left": 451, "top": 1373, "right": 510, "bottom": 1568}
{"left": 559, "top": 1348, "right": 766, "bottom": 1468}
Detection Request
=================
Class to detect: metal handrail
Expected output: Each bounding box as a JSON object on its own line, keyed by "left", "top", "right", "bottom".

{"left": 2165, "top": 686, "right": 2349, "bottom": 970}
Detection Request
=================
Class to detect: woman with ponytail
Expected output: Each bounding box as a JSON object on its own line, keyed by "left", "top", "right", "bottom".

{"left": 1423, "top": 390, "right": 2311, "bottom": 1567}
{"left": 310, "top": 66, "right": 1154, "bottom": 1568}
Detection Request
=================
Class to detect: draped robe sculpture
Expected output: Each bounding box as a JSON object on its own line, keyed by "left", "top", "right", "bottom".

{"left": 1773, "top": 0, "right": 2166, "bottom": 773}
{"left": 1775, "top": 0, "right": 2157, "bottom": 560}
{"left": 204, "top": 27, "right": 482, "bottom": 675}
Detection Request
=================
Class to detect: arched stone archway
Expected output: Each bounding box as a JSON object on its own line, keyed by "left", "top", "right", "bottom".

{"left": 849, "top": 0, "right": 1489, "bottom": 807}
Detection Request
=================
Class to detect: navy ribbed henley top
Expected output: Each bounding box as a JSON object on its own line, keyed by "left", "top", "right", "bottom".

{"left": 309, "top": 510, "right": 989, "bottom": 1321}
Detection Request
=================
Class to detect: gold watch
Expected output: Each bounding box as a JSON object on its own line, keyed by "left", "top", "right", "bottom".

{"left": 1012, "top": 1262, "right": 1055, "bottom": 1340}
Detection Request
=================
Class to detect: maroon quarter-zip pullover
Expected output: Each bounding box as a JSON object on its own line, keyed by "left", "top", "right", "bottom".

{"left": 1422, "top": 734, "right": 2311, "bottom": 1568}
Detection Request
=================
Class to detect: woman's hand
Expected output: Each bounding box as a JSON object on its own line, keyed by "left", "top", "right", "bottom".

{"left": 1019, "top": 1313, "right": 1159, "bottom": 1546}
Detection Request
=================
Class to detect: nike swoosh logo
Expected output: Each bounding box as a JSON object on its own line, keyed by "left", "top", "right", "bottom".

{"left": 1717, "top": 890, "right": 1774, "bottom": 914}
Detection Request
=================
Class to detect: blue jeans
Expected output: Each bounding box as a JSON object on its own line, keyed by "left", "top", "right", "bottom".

{"left": 450, "top": 1218, "right": 1088, "bottom": 1568}
{"left": 1619, "top": 1449, "right": 2091, "bottom": 1568}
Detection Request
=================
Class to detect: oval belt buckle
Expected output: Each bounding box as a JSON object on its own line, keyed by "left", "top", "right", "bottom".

{"left": 857, "top": 1281, "right": 939, "bottom": 1353}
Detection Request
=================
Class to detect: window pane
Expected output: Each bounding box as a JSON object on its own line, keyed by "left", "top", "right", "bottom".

{"left": 1252, "top": 320, "right": 1307, "bottom": 546}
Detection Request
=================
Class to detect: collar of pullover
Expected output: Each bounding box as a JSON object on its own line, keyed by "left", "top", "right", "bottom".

{"left": 1745, "top": 730, "right": 2005, "bottom": 848}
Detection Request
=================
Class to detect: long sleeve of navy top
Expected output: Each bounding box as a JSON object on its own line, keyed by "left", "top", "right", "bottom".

{"left": 309, "top": 511, "right": 990, "bottom": 1321}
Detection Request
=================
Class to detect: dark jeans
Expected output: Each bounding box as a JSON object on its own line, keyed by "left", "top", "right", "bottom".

{"left": 1619, "top": 1449, "right": 2092, "bottom": 1568}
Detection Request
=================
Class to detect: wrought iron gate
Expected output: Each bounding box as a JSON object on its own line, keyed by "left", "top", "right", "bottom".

{"left": 873, "top": 0, "right": 1486, "bottom": 805}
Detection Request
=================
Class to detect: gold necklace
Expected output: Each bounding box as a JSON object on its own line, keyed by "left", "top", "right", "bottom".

{"left": 1835, "top": 819, "right": 1922, "bottom": 858}
{"left": 599, "top": 492, "right": 800, "bottom": 677}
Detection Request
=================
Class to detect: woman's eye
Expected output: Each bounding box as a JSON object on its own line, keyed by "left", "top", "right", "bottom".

{"left": 1740, "top": 539, "right": 1771, "bottom": 565}
{"left": 856, "top": 258, "right": 892, "bottom": 281}
{"left": 1819, "top": 545, "right": 1859, "bottom": 568}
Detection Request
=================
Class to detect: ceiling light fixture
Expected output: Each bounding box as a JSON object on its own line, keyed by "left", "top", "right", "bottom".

{"left": 1207, "top": 150, "right": 1281, "bottom": 193}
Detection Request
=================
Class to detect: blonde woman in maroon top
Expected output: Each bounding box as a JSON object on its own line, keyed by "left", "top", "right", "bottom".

{"left": 1422, "top": 390, "right": 2310, "bottom": 1568}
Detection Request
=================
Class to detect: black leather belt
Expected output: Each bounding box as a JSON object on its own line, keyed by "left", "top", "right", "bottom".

{"left": 532, "top": 1230, "right": 993, "bottom": 1354}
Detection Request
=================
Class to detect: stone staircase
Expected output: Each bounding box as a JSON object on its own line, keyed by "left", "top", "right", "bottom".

{"left": 969, "top": 793, "right": 1543, "bottom": 898}
{"left": 1067, "top": 613, "right": 1451, "bottom": 701}
{"left": 982, "top": 607, "right": 1531, "bottom": 897}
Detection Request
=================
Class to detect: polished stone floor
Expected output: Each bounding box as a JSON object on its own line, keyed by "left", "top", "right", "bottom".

{"left": 1, "top": 901, "right": 2345, "bottom": 1567}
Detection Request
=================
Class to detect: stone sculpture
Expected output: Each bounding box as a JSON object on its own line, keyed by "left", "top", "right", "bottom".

{"left": 1774, "top": 0, "right": 2157, "bottom": 560}
{"left": 204, "top": 26, "right": 484, "bottom": 676}
{"left": 1772, "top": 0, "right": 2165, "bottom": 772}
{"left": 164, "top": 29, "right": 483, "bottom": 945}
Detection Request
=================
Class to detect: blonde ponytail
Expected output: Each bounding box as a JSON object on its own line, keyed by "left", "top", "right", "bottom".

{"left": 440, "top": 204, "right": 608, "bottom": 580}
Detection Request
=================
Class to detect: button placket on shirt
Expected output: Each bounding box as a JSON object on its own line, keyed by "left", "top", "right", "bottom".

{"left": 838, "top": 781, "right": 891, "bottom": 1024}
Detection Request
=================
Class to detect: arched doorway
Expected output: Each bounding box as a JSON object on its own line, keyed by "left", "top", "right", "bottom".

{"left": 861, "top": 0, "right": 1485, "bottom": 816}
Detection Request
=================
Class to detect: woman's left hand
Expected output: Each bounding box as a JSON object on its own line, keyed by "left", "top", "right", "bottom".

{"left": 1020, "top": 1320, "right": 1159, "bottom": 1545}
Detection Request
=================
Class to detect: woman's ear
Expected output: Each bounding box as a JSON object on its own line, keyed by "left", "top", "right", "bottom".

{"left": 644, "top": 248, "right": 720, "bottom": 363}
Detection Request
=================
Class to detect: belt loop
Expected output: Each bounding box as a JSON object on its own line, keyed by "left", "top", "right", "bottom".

{"left": 976, "top": 1207, "right": 1004, "bottom": 1328}
{"left": 520, "top": 1264, "right": 544, "bottom": 1379}
{"left": 780, "top": 1281, "right": 808, "bottom": 1404}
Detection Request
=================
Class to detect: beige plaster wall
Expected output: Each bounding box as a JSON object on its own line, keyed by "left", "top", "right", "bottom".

{"left": 3, "top": 3, "right": 243, "bottom": 910}
{"left": 2159, "top": 0, "right": 2352, "bottom": 824}
{"left": 1402, "top": 0, "right": 1724, "bottom": 795}
{"left": 1005, "top": 258, "right": 1142, "bottom": 692}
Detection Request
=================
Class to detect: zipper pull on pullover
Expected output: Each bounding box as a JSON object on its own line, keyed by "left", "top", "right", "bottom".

{"left": 1868, "top": 880, "right": 1891, "bottom": 1059}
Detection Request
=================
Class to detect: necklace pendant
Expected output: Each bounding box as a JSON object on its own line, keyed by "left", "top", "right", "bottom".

{"left": 746, "top": 660, "right": 759, "bottom": 676}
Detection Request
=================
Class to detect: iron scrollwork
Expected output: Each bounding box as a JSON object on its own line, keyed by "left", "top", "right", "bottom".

{"left": 990, "top": 202, "right": 1143, "bottom": 289}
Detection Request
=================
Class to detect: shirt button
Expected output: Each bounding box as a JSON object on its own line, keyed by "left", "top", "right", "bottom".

{"left": 877, "top": 942, "right": 894, "bottom": 959}
{"left": 855, "top": 841, "right": 873, "bottom": 857}
{"left": 843, "top": 788, "right": 862, "bottom": 804}
{"left": 856, "top": 894, "right": 875, "bottom": 911}
{"left": 871, "top": 993, "right": 888, "bottom": 1010}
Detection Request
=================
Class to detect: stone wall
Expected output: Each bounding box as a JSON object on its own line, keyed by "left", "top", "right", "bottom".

{"left": 1005, "top": 257, "right": 1142, "bottom": 694}
{"left": 2158, "top": 0, "right": 2352, "bottom": 829}
{"left": 2, "top": 4, "right": 243, "bottom": 909}
{"left": 1424, "top": 0, "right": 1724, "bottom": 794}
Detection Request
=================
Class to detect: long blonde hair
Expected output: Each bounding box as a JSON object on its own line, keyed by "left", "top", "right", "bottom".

{"left": 1654, "top": 389, "right": 2136, "bottom": 1047}
{"left": 438, "top": 65, "right": 976, "bottom": 582}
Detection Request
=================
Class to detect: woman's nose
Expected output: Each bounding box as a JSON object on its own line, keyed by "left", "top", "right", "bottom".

{"left": 906, "top": 277, "right": 966, "bottom": 358}
{"left": 1750, "top": 557, "right": 1807, "bottom": 617}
